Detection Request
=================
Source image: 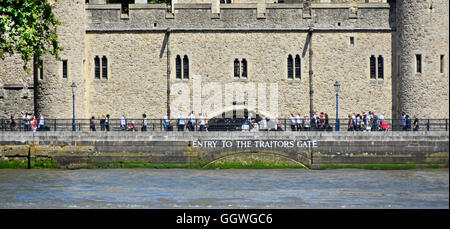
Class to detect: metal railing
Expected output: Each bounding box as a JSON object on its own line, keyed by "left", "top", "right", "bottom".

{"left": 0, "top": 118, "right": 448, "bottom": 132}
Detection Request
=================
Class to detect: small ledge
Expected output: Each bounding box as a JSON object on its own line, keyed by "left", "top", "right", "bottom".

{"left": 3, "top": 84, "right": 24, "bottom": 90}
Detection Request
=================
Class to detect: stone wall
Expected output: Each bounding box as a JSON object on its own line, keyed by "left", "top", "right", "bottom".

{"left": 35, "top": 0, "right": 88, "bottom": 119}
{"left": 0, "top": 131, "right": 448, "bottom": 168}
{"left": 0, "top": 55, "right": 35, "bottom": 119}
{"left": 394, "top": 0, "right": 449, "bottom": 119}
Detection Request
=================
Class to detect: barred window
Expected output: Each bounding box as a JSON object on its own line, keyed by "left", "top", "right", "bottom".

{"left": 287, "top": 55, "right": 293, "bottom": 79}
{"left": 295, "top": 55, "right": 301, "bottom": 79}
{"left": 62, "top": 60, "right": 68, "bottom": 78}
{"left": 102, "top": 56, "right": 108, "bottom": 79}
{"left": 241, "top": 59, "right": 247, "bottom": 78}
{"left": 183, "top": 55, "right": 189, "bottom": 79}
{"left": 370, "top": 55, "right": 376, "bottom": 79}
{"left": 234, "top": 59, "right": 240, "bottom": 77}
{"left": 377, "top": 55, "right": 384, "bottom": 79}
{"left": 176, "top": 55, "right": 181, "bottom": 79}
{"left": 94, "top": 56, "right": 100, "bottom": 79}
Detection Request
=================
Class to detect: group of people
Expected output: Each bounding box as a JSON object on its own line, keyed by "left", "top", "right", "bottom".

{"left": 8, "top": 113, "right": 45, "bottom": 131}
{"left": 289, "top": 112, "right": 331, "bottom": 131}
{"left": 401, "top": 112, "right": 420, "bottom": 131}
{"left": 172, "top": 112, "right": 207, "bottom": 132}
{"left": 241, "top": 115, "right": 281, "bottom": 132}
{"left": 347, "top": 111, "right": 389, "bottom": 131}
{"left": 346, "top": 111, "right": 419, "bottom": 131}
{"left": 89, "top": 114, "right": 148, "bottom": 132}
{"left": 6, "top": 111, "right": 420, "bottom": 132}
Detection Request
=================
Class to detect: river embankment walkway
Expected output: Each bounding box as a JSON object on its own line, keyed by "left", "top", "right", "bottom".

{"left": 0, "top": 131, "right": 448, "bottom": 169}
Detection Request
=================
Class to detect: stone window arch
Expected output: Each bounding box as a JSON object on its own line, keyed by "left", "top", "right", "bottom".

{"left": 241, "top": 59, "right": 247, "bottom": 78}
{"left": 94, "top": 56, "right": 100, "bottom": 79}
{"left": 183, "top": 55, "right": 189, "bottom": 79}
{"left": 102, "top": 56, "right": 108, "bottom": 79}
{"left": 377, "top": 55, "right": 384, "bottom": 79}
{"left": 176, "top": 55, "right": 182, "bottom": 79}
{"left": 370, "top": 55, "right": 376, "bottom": 79}
{"left": 287, "top": 55, "right": 293, "bottom": 79}
{"left": 234, "top": 59, "right": 240, "bottom": 77}
{"left": 295, "top": 55, "right": 301, "bottom": 79}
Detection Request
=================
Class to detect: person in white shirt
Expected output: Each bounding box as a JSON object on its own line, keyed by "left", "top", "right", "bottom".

{"left": 120, "top": 115, "right": 126, "bottom": 130}
{"left": 260, "top": 116, "right": 268, "bottom": 131}
{"left": 379, "top": 112, "right": 385, "bottom": 122}
{"left": 142, "top": 113, "right": 147, "bottom": 131}
{"left": 163, "top": 115, "right": 169, "bottom": 131}
{"left": 38, "top": 114, "right": 45, "bottom": 130}
{"left": 241, "top": 121, "right": 250, "bottom": 132}
{"left": 199, "top": 113, "right": 205, "bottom": 131}
{"left": 296, "top": 113, "right": 302, "bottom": 131}
{"left": 289, "top": 113, "right": 296, "bottom": 131}
{"left": 178, "top": 115, "right": 185, "bottom": 131}
{"left": 303, "top": 115, "right": 310, "bottom": 130}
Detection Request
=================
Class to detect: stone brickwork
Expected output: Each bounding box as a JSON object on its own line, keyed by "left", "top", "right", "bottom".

{"left": 0, "top": 55, "right": 34, "bottom": 118}
{"left": 0, "top": 131, "right": 448, "bottom": 168}
{"left": 0, "top": 0, "right": 448, "bottom": 121}
{"left": 394, "top": 0, "right": 449, "bottom": 119}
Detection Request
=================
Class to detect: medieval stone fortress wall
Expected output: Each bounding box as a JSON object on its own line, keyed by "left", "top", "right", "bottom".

{"left": 0, "top": 0, "right": 448, "bottom": 120}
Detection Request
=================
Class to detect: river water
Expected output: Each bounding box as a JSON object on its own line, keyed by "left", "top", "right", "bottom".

{"left": 0, "top": 169, "right": 448, "bottom": 209}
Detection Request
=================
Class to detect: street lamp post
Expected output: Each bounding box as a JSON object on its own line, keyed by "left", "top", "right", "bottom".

{"left": 71, "top": 82, "right": 77, "bottom": 131}
{"left": 334, "top": 81, "right": 340, "bottom": 131}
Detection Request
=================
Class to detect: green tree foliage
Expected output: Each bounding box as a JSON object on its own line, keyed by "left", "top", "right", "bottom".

{"left": 0, "top": 0, "right": 61, "bottom": 73}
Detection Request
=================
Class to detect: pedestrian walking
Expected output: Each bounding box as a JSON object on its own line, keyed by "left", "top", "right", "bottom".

{"left": 413, "top": 115, "right": 419, "bottom": 131}
{"left": 142, "top": 114, "right": 148, "bottom": 131}
{"left": 90, "top": 116, "right": 96, "bottom": 131}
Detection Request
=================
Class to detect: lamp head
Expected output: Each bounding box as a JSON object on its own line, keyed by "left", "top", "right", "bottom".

{"left": 334, "top": 81, "right": 340, "bottom": 93}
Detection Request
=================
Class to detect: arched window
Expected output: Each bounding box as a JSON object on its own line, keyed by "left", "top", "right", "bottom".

{"left": 102, "top": 56, "right": 108, "bottom": 79}
{"left": 295, "top": 55, "right": 301, "bottom": 79}
{"left": 377, "top": 55, "right": 384, "bottom": 79}
{"left": 176, "top": 55, "right": 182, "bottom": 79}
{"left": 94, "top": 56, "right": 100, "bottom": 79}
{"left": 234, "top": 59, "right": 240, "bottom": 77}
{"left": 183, "top": 55, "right": 189, "bottom": 79}
{"left": 287, "top": 55, "right": 293, "bottom": 79}
{"left": 241, "top": 59, "right": 247, "bottom": 78}
{"left": 370, "top": 55, "right": 376, "bottom": 79}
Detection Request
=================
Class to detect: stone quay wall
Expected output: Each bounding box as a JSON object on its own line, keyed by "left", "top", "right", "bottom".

{"left": 0, "top": 131, "right": 448, "bottom": 169}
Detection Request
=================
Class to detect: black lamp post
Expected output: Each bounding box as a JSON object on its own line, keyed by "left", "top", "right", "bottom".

{"left": 71, "top": 82, "right": 77, "bottom": 131}
{"left": 334, "top": 81, "right": 340, "bottom": 131}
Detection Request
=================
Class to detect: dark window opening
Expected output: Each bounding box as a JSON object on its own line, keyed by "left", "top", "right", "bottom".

{"left": 350, "top": 37, "right": 354, "bottom": 45}
{"left": 370, "top": 55, "right": 376, "bottom": 79}
{"left": 241, "top": 59, "right": 247, "bottom": 78}
{"left": 62, "top": 60, "right": 68, "bottom": 78}
{"left": 234, "top": 59, "right": 240, "bottom": 77}
{"left": 121, "top": 1, "right": 129, "bottom": 15}
{"left": 102, "top": 56, "right": 108, "bottom": 79}
{"left": 440, "top": 55, "right": 445, "bottom": 73}
{"left": 176, "top": 55, "right": 182, "bottom": 79}
{"left": 94, "top": 56, "right": 100, "bottom": 79}
{"left": 377, "top": 55, "right": 384, "bottom": 79}
{"left": 183, "top": 55, "right": 189, "bottom": 79}
{"left": 295, "top": 55, "right": 301, "bottom": 79}
{"left": 416, "top": 54, "right": 422, "bottom": 73}
{"left": 287, "top": 55, "right": 293, "bottom": 79}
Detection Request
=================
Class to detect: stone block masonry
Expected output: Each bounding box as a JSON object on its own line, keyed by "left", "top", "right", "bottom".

{"left": 0, "top": 131, "right": 447, "bottom": 169}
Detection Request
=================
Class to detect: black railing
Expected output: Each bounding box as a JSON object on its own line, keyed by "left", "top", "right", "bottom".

{"left": 0, "top": 118, "right": 448, "bottom": 132}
